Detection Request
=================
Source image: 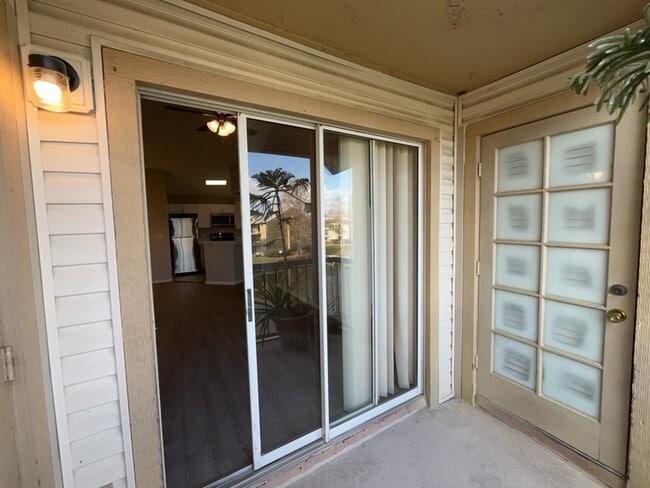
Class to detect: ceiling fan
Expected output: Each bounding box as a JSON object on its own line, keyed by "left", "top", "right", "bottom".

{"left": 164, "top": 104, "right": 237, "bottom": 136}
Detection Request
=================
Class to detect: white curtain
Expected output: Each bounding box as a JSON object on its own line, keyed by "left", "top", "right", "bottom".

{"left": 339, "top": 138, "right": 416, "bottom": 412}
{"left": 339, "top": 137, "right": 372, "bottom": 411}
{"left": 375, "top": 142, "right": 417, "bottom": 394}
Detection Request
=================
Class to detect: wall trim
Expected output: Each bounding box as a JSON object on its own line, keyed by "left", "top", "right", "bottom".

{"left": 29, "top": 0, "right": 454, "bottom": 126}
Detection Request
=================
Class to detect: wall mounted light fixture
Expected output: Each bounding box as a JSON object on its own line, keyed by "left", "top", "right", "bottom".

{"left": 26, "top": 54, "right": 81, "bottom": 112}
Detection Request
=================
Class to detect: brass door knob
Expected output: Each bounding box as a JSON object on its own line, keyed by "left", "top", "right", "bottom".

{"left": 607, "top": 309, "right": 627, "bottom": 323}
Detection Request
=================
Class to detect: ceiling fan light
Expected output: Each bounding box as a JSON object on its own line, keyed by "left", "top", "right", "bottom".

{"left": 217, "top": 119, "right": 236, "bottom": 137}
{"left": 206, "top": 119, "right": 220, "bottom": 133}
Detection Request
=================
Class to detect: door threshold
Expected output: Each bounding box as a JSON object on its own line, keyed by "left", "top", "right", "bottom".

{"left": 211, "top": 396, "right": 425, "bottom": 488}
{"left": 476, "top": 396, "right": 626, "bottom": 488}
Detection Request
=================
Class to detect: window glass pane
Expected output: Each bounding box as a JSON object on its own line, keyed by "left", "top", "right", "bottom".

{"left": 248, "top": 119, "right": 321, "bottom": 453}
{"left": 324, "top": 132, "right": 373, "bottom": 424}
{"left": 548, "top": 124, "right": 614, "bottom": 187}
{"left": 542, "top": 352, "right": 601, "bottom": 419}
{"left": 495, "top": 244, "right": 540, "bottom": 291}
{"left": 547, "top": 189, "right": 611, "bottom": 245}
{"left": 544, "top": 300, "right": 604, "bottom": 363}
{"left": 493, "top": 335, "right": 536, "bottom": 390}
{"left": 497, "top": 140, "right": 543, "bottom": 192}
{"left": 496, "top": 194, "right": 542, "bottom": 241}
{"left": 494, "top": 290, "right": 538, "bottom": 341}
{"left": 546, "top": 248, "right": 608, "bottom": 304}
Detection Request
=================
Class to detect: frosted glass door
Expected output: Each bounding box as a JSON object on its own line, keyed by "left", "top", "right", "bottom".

{"left": 476, "top": 105, "right": 645, "bottom": 475}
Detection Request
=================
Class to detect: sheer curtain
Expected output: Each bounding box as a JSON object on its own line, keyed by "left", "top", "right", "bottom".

{"left": 375, "top": 141, "right": 417, "bottom": 395}
{"left": 338, "top": 137, "right": 372, "bottom": 411}
{"left": 336, "top": 136, "right": 417, "bottom": 414}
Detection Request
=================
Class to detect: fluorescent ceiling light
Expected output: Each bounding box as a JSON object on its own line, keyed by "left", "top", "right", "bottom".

{"left": 205, "top": 179, "right": 227, "bottom": 186}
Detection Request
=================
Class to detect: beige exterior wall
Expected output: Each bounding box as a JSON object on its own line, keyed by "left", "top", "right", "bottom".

{"left": 0, "top": 1, "right": 61, "bottom": 487}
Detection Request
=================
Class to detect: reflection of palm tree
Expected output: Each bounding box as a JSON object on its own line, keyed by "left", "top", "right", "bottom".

{"left": 250, "top": 168, "right": 310, "bottom": 263}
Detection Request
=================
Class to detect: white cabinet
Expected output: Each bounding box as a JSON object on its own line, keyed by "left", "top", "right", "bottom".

{"left": 168, "top": 203, "right": 198, "bottom": 214}
{"left": 170, "top": 203, "right": 237, "bottom": 228}
{"left": 197, "top": 205, "right": 211, "bottom": 228}
{"left": 211, "top": 204, "right": 234, "bottom": 214}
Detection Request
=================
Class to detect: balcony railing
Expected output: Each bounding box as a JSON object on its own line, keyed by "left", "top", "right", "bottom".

{"left": 253, "top": 256, "right": 344, "bottom": 340}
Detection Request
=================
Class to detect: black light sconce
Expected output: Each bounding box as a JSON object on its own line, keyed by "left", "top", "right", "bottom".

{"left": 26, "top": 54, "right": 80, "bottom": 112}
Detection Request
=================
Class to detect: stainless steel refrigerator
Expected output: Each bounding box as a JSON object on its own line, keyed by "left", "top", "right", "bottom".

{"left": 169, "top": 214, "right": 200, "bottom": 275}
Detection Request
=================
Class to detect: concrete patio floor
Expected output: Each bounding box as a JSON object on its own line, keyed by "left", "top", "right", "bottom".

{"left": 284, "top": 399, "right": 605, "bottom": 488}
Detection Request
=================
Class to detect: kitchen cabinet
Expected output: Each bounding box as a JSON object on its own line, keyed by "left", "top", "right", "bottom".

{"left": 197, "top": 205, "right": 211, "bottom": 228}
{"left": 172, "top": 203, "right": 238, "bottom": 228}
{"left": 168, "top": 203, "right": 198, "bottom": 214}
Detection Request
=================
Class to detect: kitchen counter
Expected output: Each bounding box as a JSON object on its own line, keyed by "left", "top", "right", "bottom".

{"left": 200, "top": 240, "right": 244, "bottom": 285}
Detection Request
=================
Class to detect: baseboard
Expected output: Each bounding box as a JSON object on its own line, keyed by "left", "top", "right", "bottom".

{"left": 205, "top": 279, "right": 244, "bottom": 285}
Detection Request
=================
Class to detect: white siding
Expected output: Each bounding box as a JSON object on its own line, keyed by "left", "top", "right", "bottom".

{"left": 439, "top": 126, "right": 456, "bottom": 402}
{"left": 26, "top": 106, "right": 133, "bottom": 487}
{"left": 23, "top": 0, "right": 458, "bottom": 484}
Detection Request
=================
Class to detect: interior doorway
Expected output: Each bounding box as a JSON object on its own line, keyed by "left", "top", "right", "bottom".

{"left": 140, "top": 99, "right": 251, "bottom": 486}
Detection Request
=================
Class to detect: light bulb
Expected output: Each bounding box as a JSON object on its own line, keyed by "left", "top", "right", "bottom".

{"left": 218, "top": 119, "right": 236, "bottom": 136}
{"left": 206, "top": 119, "right": 220, "bottom": 133}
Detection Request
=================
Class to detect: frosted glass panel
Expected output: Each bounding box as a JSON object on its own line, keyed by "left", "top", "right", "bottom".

{"left": 496, "top": 194, "right": 542, "bottom": 241}
{"left": 544, "top": 300, "right": 604, "bottom": 362}
{"left": 546, "top": 248, "right": 607, "bottom": 304}
{"left": 495, "top": 244, "right": 540, "bottom": 291}
{"left": 494, "top": 335, "right": 536, "bottom": 390}
{"left": 494, "top": 291, "right": 538, "bottom": 341}
{"left": 549, "top": 124, "right": 614, "bottom": 187}
{"left": 547, "top": 189, "right": 611, "bottom": 245}
{"left": 497, "top": 140, "right": 543, "bottom": 192}
{"left": 542, "top": 352, "right": 601, "bottom": 419}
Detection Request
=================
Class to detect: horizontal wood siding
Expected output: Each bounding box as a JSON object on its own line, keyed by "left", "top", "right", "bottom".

{"left": 439, "top": 126, "right": 455, "bottom": 402}
{"left": 28, "top": 106, "right": 133, "bottom": 486}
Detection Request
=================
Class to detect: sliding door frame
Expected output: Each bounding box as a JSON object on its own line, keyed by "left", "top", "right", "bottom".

{"left": 319, "top": 124, "right": 425, "bottom": 440}
{"left": 103, "top": 46, "right": 440, "bottom": 486}
{"left": 239, "top": 113, "right": 326, "bottom": 469}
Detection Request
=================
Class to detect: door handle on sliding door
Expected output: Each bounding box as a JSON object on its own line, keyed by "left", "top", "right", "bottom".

{"left": 247, "top": 288, "right": 253, "bottom": 322}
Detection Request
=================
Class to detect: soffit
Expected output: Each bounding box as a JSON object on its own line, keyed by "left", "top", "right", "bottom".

{"left": 184, "top": 0, "right": 646, "bottom": 94}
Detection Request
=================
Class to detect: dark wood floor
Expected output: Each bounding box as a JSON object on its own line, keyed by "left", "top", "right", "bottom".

{"left": 154, "top": 279, "right": 331, "bottom": 487}
{"left": 155, "top": 280, "right": 252, "bottom": 487}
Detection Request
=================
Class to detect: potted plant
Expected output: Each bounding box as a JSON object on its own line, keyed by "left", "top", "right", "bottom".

{"left": 249, "top": 168, "right": 314, "bottom": 349}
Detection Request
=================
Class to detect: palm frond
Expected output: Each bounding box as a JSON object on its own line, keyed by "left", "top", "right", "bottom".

{"left": 569, "top": 4, "right": 650, "bottom": 124}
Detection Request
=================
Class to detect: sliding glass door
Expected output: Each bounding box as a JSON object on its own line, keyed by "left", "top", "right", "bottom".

{"left": 323, "top": 132, "right": 420, "bottom": 431}
{"left": 239, "top": 116, "right": 422, "bottom": 468}
{"left": 239, "top": 116, "right": 323, "bottom": 467}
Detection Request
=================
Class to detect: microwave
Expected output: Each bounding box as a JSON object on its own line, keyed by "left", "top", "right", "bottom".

{"left": 211, "top": 213, "right": 236, "bottom": 226}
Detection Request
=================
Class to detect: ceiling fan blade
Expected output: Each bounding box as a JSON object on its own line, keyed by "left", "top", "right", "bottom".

{"left": 164, "top": 105, "right": 215, "bottom": 118}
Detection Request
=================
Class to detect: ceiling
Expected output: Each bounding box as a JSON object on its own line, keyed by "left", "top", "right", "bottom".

{"left": 141, "top": 100, "right": 315, "bottom": 202}
{"left": 185, "top": 0, "right": 646, "bottom": 94}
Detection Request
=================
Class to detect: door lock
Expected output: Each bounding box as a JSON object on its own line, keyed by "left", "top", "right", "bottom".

{"left": 609, "top": 284, "right": 628, "bottom": 296}
{"left": 606, "top": 309, "right": 627, "bottom": 323}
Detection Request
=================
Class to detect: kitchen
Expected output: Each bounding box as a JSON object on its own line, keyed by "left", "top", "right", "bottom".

{"left": 168, "top": 202, "right": 243, "bottom": 285}
{"left": 140, "top": 98, "right": 245, "bottom": 286}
